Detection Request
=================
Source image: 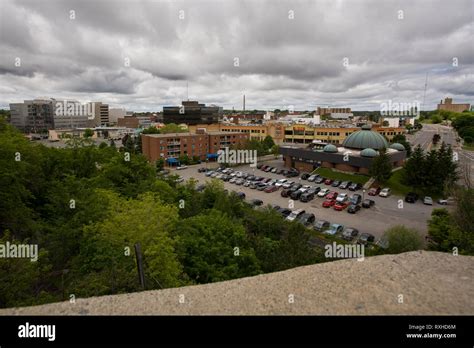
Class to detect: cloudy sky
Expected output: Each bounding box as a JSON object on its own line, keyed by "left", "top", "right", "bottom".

{"left": 0, "top": 0, "right": 473, "bottom": 112}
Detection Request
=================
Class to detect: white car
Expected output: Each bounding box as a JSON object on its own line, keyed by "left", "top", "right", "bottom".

{"left": 379, "top": 188, "right": 391, "bottom": 197}
{"left": 282, "top": 181, "right": 295, "bottom": 189}
{"left": 317, "top": 188, "right": 330, "bottom": 197}
{"left": 423, "top": 196, "right": 433, "bottom": 205}
{"left": 286, "top": 209, "right": 305, "bottom": 222}
{"left": 275, "top": 178, "right": 288, "bottom": 187}
{"left": 336, "top": 193, "right": 348, "bottom": 203}
{"left": 176, "top": 165, "right": 188, "bottom": 170}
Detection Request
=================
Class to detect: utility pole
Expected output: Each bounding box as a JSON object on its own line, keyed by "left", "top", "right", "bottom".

{"left": 134, "top": 243, "right": 146, "bottom": 290}
{"left": 422, "top": 72, "right": 429, "bottom": 112}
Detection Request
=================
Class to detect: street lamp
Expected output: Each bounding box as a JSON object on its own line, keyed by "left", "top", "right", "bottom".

{"left": 362, "top": 189, "right": 366, "bottom": 201}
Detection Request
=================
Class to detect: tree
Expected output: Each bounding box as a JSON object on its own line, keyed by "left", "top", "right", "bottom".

{"left": 174, "top": 210, "right": 261, "bottom": 283}
{"left": 392, "top": 134, "right": 412, "bottom": 157}
{"left": 382, "top": 120, "right": 389, "bottom": 126}
{"left": 83, "top": 128, "right": 94, "bottom": 138}
{"left": 402, "top": 145, "right": 424, "bottom": 188}
{"left": 262, "top": 135, "right": 275, "bottom": 150}
{"left": 160, "top": 123, "right": 186, "bottom": 134}
{"left": 382, "top": 225, "right": 423, "bottom": 254}
{"left": 155, "top": 158, "right": 165, "bottom": 172}
{"left": 369, "top": 148, "right": 392, "bottom": 183}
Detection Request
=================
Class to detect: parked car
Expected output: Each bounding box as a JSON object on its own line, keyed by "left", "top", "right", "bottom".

{"left": 341, "top": 227, "right": 359, "bottom": 241}
{"left": 205, "top": 171, "right": 215, "bottom": 177}
{"left": 271, "top": 168, "right": 278, "bottom": 173}
{"left": 362, "top": 199, "right": 375, "bottom": 208}
{"left": 437, "top": 197, "right": 454, "bottom": 205}
{"left": 349, "top": 194, "right": 362, "bottom": 205}
{"left": 281, "top": 188, "right": 292, "bottom": 197}
{"left": 257, "top": 183, "right": 268, "bottom": 191}
{"left": 333, "top": 201, "right": 350, "bottom": 211}
{"left": 264, "top": 185, "right": 279, "bottom": 193}
{"left": 297, "top": 213, "right": 316, "bottom": 226}
{"left": 250, "top": 199, "right": 263, "bottom": 207}
{"left": 236, "top": 192, "right": 246, "bottom": 199}
{"left": 339, "top": 181, "right": 351, "bottom": 189}
{"left": 347, "top": 204, "right": 361, "bottom": 214}
{"left": 290, "top": 183, "right": 303, "bottom": 191}
{"left": 315, "top": 176, "right": 325, "bottom": 184}
{"left": 286, "top": 209, "right": 306, "bottom": 222}
{"left": 290, "top": 190, "right": 304, "bottom": 200}
{"left": 324, "top": 178, "right": 334, "bottom": 185}
{"left": 358, "top": 233, "right": 375, "bottom": 245}
{"left": 326, "top": 191, "right": 339, "bottom": 200}
{"left": 271, "top": 204, "right": 281, "bottom": 210}
{"left": 282, "top": 181, "right": 295, "bottom": 189}
{"left": 198, "top": 167, "right": 208, "bottom": 173}
{"left": 223, "top": 175, "right": 232, "bottom": 181}
{"left": 300, "top": 192, "right": 315, "bottom": 202}
{"left": 335, "top": 193, "right": 348, "bottom": 203}
{"left": 276, "top": 169, "right": 284, "bottom": 175}
{"left": 322, "top": 199, "right": 336, "bottom": 208}
{"left": 176, "top": 165, "right": 188, "bottom": 170}
{"left": 301, "top": 173, "right": 310, "bottom": 180}
{"left": 313, "top": 220, "right": 330, "bottom": 232}
{"left": 175, "top": 176, "right": 184, "bottom": 183}
{"left": 379, "top": 188, "right": 391, "bottom": 197}
{"left": 307, "top": 174, "right": 318, "bottom": 182}
{"left": 264, "top": 166, "right": 273, "bottom": 172}
{"left": 423, "top": 196, "right": 433, "bottom": 205}
{"left": 235, "top": 178, "right": 245, "bottom": 185}
{"left": 317, "top": 188, "right": 330, "bottom": 197}
{"left": 324, "top": 223, "right": 344, "bottom": 235}
{"left": 368, "top": 187, "right": 381, "bottom": 196}
{"left": 256, "top": 164, "right": 263, "bottom": 169}
{"left": 275, "top": 178, "right": 288, "bottom": 187}
{"left": 348, "top": 183, "right": 362, "bottom": 191}
{"left": 249, "top": 182, "right": 259, "bottom": 189}
{"left": 243, "top": 180, "right": 252, "bottom": 187}
{"left": 277, "top": 208, "right": 292, "bottom": 217}
{"left": 331, "top": 180, "right": 341, "bottom": 187}
{"left": 405, "top": 192, "right": 419, "bottom": 203}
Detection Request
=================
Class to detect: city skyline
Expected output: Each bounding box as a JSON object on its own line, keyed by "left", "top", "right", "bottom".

{"left": 0, "top": 0, "right": 473, "bottom": 112}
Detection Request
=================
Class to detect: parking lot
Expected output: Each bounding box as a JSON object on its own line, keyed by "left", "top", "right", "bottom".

{"left": 174, "top": 160, "right": 437, "bottom": 240}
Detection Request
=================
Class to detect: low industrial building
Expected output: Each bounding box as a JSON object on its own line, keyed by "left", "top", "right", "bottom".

{"left": 280, "top": 125, "right": 407, "bottom": 174}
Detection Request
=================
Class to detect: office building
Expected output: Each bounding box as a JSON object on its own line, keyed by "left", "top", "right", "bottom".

{"left": 437, "top": 98, "right": 470, "bottom": 113}
{"left": 163, "top": 101, "right": 223, "bottom": 125}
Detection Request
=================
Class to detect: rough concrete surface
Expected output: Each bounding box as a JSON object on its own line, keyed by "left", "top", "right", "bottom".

{"left": 1, "top": 251, "right": 473, "bottom": 315}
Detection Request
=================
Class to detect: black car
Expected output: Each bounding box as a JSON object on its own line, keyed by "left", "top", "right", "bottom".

{"left": 290, "top": 183, "right": 302, "bottom": 190}
{"left": 314, "top": 176, "right": 325, "bottom": 184}
{"left": 348, "top": 183, "right": 362, "bottom": 191}
{"left": 297, "top": 213, "right": 316, "bottom": 226}
{"left": 405, "top": 192, "right": 419, "bottom": 203}
{"left": 276, "top": 169, "right": 284, "bottom": 174}
{"left": 236, "top": 192, "right": 246, "bottom": 199}
{"left": 349, "top": 194, "right": 362, "bottom": 205}
{"left": 347, "top": 204, "right": 361, "bottom": 214}
{"left": 250, "top": 199, "right": 263, "bottom": 207}
{"left": 290, "top": 190, "right": 304, "bottom": 200}
{"left": 342, "top": 228, "right": 359, "bottom": 241}
{"left": 222, "top": 175, "right": 231, "bottom": 181}
{"left": 300, "top": 192, "right": 315, "bottom": 202}
{"left": 277, "top": 208, "right": 292, "bottom": 217}
{"left": 331, "top": 180, "right": 341, "bottom": 187}
{"left": 358, "top": 233, "right": 375, "bottom": 245}
{"left": 301, "top": 173, "right": 310, "bottom": 180}
{"left": 271, "top": 204, "right": 281, "bottom": 210}
{"left": 339, "top": 181, "right": 351, "bottom": 189}
{"left": 198, "top": 167, "right": 208, "bottom": 173}
{"left": 362, "top": 199, "right": 375, "bottom": 208}
{"left": 281, "top": 189, "right": 292, "bottom": 197}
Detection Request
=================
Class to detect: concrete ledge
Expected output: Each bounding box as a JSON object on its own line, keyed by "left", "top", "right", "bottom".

{"left": 1, "top": 251, "right": 473, "bottom": 315}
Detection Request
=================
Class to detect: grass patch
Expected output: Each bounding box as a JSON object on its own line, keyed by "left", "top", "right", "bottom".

{"left": 462, "top": 143, "right": 474, "bottom": 151}
{"left": 313, "top": 167, "right": 369, "bottom": 185}
{"left": 385, "top": 169, "right": 412, "bottom": 196}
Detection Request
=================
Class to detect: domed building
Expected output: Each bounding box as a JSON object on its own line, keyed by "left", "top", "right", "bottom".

{"left": 280, "top": 124, "right": 407, "bottom": 174}
{"left": 342, "top": 124, "right": 389, "bottom": 150}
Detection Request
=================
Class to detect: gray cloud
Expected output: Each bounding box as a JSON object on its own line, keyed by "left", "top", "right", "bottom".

{"left": 0, "top": 0, "right": 472, "bottom": 111}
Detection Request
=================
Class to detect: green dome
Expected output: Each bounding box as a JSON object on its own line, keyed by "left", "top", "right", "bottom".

{"left": 390, "top": 142, "right": 405, "bottom": 151}
{"left": 360, "top": 148, "right": 378, "bottom": 158}
{"left": 323, "top": 144, "right": 338, "bottom": 153}
{"left": 342, "top": 125, "right": 388, "bottom": 150}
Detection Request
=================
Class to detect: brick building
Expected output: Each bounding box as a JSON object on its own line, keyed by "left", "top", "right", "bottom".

{"left": 437, "top": 98, "right": 470, "bottom": 113}
{"left": 141, "top": 131, "right": 249, "bottom": 163}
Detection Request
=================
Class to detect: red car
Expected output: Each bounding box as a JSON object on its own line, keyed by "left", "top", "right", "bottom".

{"left": 333, "top": 201, "right": 349, "bottom": 211}
{"left": 322, "top": 199, "right": 336, "bottom": 208}
{"left": 324, "top": 179, "right": 334, "bottom": 185}
{"left": 264, "top": 185, "right": 278, "bottom": 193}
{"left": 368, "top": 187, "right": 381, "bottom": 196}
{"left": 326, "top": 191, "right": 338, "bottom": 200}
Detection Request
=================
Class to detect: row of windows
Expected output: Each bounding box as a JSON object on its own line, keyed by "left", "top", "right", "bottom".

{"left": 221, "top": 129, "right": 265, "bottom": 134}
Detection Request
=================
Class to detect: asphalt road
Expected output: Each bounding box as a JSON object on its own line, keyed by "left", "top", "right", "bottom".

{"left": 175, "top": 161, "right": 438, "bottom": 239}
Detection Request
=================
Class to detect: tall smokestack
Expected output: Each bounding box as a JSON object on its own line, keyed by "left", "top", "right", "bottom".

{"left": 243, "top": 94, "right": 245, "bottom": 112}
